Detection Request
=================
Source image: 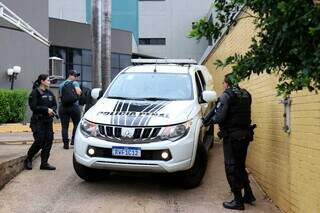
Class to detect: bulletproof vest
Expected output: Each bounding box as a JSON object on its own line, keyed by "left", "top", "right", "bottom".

{"left": 31, "top": 88, "right": 55, "bottom": 121}
{"left": 220, "top": 87, "right": 251, "bottom": 129}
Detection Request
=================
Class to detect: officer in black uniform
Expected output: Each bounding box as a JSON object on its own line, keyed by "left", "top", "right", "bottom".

{"left": 203, "top": 73, "right": 256, "bottom": 210}
{"left": 24, "top": 74, "right": 57, "bottom": 170}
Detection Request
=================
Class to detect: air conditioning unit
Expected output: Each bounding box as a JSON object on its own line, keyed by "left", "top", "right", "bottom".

{"left": 49, "top": 57, "right": 64, "bottom": 79}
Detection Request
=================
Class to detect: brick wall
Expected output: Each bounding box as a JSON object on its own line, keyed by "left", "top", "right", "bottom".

{"left": 204, "top": 12, "right": 320, "bottom": 213}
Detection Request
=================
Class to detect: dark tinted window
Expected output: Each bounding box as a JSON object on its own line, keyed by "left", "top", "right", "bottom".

{"left": 139, "top": 38, "right": 166, "bottom": 45}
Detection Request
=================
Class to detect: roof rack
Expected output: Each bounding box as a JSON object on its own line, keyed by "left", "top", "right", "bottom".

{"left": 131, "top": 59, "right": 197, "bottom": 65}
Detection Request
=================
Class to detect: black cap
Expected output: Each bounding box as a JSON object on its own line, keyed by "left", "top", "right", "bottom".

{"left": 68, "top": 70, "right": 80, "bottom": 77}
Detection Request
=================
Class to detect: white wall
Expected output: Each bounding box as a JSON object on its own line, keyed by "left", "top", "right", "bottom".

{"left": 49, "top": 0, "right": 86, "bottom": 23}
{"left": 139, "top": 0, "right": 211, "bottom": 62}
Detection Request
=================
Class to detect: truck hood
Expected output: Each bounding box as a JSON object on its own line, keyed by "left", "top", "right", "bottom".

{"left": 83, "top": 98, "right": 195, "bottom": 126}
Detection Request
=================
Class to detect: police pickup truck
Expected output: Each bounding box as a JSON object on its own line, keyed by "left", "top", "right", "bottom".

{"left": 73, "top": 59, "right": 217, "bottom": 188}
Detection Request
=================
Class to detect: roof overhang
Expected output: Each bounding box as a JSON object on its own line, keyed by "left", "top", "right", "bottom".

{"left": 0, "top": 2, "right": 50, "bottom": 46}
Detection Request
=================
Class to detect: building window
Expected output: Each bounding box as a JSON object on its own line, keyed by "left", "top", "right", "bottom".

{"left": 111, "top": 53, "right": 132, "bottom": 79}
{"left": 50, "top": 46, "right": 92, "bottom": 88}
{"left": 139, "top": 38, "right": 166, "bottom": 45}
{"left": 50, "top": 46, "right": 132, "bottom": 88}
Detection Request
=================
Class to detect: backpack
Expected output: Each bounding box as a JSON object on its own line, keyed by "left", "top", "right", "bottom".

{"left": 61, "top": 81, "right": 78, "bottom": 106}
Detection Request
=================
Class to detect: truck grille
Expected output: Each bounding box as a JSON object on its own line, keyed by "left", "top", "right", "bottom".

{"left": 98, "top": 125, "right": 162, "bottom": 144}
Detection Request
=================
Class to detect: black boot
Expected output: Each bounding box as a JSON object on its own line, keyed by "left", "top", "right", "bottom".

{"left": 63, "top": 142, "right": 69, "bottom": 149}
{"left": 243, "top": 184, "right": 256, "bottom": 205}
{"left": 24, "top": 158, "right": 32, "bottom": 170}
{"left": 40, "top": 163, "right": 56, "bottom": 170}
{"left": 223, "top": 191, "right": 244, "bottom": 210}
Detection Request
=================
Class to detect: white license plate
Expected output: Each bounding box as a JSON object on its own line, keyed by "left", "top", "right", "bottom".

{"left": 112, "top": 146, "right": 141, "bottom": 157}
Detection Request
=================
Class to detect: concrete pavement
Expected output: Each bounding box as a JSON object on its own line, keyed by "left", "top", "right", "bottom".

{"left": 0, "top": 143, "right": 280, "bottom": 213}
{"left": 0, "top": 130, "right": 65, "bottom": 189}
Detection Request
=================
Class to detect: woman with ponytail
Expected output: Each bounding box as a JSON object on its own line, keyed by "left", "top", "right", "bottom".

{"left": 25, "top": 74, "right": 57, "bottom": 170}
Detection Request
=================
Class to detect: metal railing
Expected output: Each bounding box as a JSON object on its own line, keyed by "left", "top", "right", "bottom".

{"left": 0, "top": 2, "right": 50, "bottom": 46}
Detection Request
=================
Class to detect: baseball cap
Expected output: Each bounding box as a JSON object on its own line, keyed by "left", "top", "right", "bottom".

{"left": 68, "top": 70, "right": 80, "bottom": 77}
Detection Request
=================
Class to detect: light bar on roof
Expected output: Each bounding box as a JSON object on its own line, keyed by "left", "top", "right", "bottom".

{"left": 131, "top": 59, "right": 197, "bottom": 65}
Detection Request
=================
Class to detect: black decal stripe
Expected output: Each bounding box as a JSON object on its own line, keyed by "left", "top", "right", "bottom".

{"left": 136, "top": 101, "right": 161, "bottom": 126}
{"left": 111, "top": 101, "right": 120, "bottom": 125}
{"left": 138, "top": 101, "right": 164, "bottom": 126}
{"left": 144, "top": 101, "right": 169, "bottom": 126}
{"left": 119, "top": 101, "right": 130, "bottom": 126}
{"left": 117, "top": 100, "right": 126, "bottom": 125}
{"left": 124, "top": 101, "right": 132, "bottom": 126}
{"left": 130, "top": 102, "right": 158, "bottom": 126}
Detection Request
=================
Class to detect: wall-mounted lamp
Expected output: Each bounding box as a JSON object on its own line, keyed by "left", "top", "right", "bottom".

{"left": 7, "top": 66, "right": 21, "bottom": 90}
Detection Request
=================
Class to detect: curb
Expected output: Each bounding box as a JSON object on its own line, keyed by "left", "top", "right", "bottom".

{"left": 0, "top": 140, "right": 62, "bottom": 190}
{"left": 0, "top": 139, "right": 62, "bottom": 145}
{"left": 0, "top": 153, "right": 39, "bottom": 190}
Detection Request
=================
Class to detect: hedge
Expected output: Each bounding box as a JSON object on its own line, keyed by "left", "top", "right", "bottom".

{"left": 0, "top": 89, "right": 28, "bottom": 124}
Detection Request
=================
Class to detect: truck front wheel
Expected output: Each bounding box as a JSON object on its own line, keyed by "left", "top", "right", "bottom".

{"left": 176, "top": 143, "right": 208, "bottom": 189}
{"left": 73, "top": 154, "right": 109, "bottom": 182}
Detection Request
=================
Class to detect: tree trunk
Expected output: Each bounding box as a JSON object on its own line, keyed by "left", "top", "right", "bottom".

{"left": 91, "top": 0, "right": 101, "bottom": 88}
{"left": 101, "top": 0, "right": 112, "bottom": 91}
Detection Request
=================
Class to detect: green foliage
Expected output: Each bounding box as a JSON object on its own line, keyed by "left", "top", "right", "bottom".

{"left": 189, "top": 0, "right": 320, "bottom": 96}
{"left": 0, "top": 89, "right": 28, "bottom": 124}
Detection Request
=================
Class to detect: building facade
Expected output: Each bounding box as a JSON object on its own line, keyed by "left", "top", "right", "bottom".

{"left": 138, "top": 0, "right": 212, "bottom": 61}
{"left": 49, "top": 0, "right": 137, "bottom": 87}
{"left": 0, "top": 0, "right": 49, "bottom": 90}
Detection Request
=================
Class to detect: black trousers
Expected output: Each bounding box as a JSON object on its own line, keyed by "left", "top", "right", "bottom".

{"left": 223, "top": 130, "right": 250, "bottom": 193}
{"left": 27, "top": 120, "right": 54, "bottom": 164}
{"left": 59, "top": 104, "right": 81, "bottom": 144}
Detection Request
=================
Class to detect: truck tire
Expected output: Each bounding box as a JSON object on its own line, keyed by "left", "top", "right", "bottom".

{"left": 177, "top": 143, "right": 208, "bottom": 189}
{"left": 73, "top": 154, "right": 109, "bottom": 182}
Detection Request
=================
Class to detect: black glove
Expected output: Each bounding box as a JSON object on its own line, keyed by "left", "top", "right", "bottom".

{"left": 202, "top": 117, "right": 212, "bottom": 127}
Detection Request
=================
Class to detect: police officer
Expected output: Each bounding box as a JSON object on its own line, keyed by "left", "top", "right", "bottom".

{"left": 203, "top": 73, "right": 256, "bottom": 210}
{"left": 59, "top": 70, "right": 82, "bottom": 149}
{"left": 24, "top": 74, "right": 57, "bottom": 170}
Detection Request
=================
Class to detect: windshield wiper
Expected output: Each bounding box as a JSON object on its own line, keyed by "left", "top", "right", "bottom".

{"left": 107, "top": 96, "right": 131, "bottom": 100}
{"left": 138, "top": 97, "right": 172, "bottom": 101}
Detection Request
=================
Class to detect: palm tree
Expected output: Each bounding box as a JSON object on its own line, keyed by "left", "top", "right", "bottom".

{"left": 101, "top": 0, "right": 112, "bottom": 91}
{"left": 92, "top": 0, "right": 101, "bottom": 88}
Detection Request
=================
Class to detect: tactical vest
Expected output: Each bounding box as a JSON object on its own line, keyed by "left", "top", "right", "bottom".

{"left": 220, "top": 87, "right": 252, "bottom": 129}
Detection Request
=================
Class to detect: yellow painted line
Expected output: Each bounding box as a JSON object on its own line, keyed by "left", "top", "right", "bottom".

{"left": 0, "top": 123, "right": 73, "bottom": 133}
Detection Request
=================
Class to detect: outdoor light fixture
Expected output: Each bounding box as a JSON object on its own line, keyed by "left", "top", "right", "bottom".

{"left": 88, "top": 148, "right": 95, "bottom": 156}
{"left": 7, "top": 65, "right": 21, "bottom": 90}
{"left": 161, "top": 151, "right": 169, "bottom": 160}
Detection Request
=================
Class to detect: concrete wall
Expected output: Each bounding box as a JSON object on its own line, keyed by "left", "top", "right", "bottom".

{"left": 0, "top": 0, "right": 49, "bottom": 90}
{"left": 139, "top": 0, "right": 211, "bottom": 61}
{"left": 204, "top": 12, "right": 320, "bottom": 213}
{"left": 49, "top": 18, "right": 132, "bottom": 54}
{"left": 49, "top": 0, "right": 86, "bottom": 23}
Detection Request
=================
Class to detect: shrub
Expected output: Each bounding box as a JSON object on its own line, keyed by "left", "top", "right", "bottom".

{"left": 0, "top": 89, "right": 28, "bottom": 124}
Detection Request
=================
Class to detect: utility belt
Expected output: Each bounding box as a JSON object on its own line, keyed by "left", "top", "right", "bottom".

{"left": 218, "top": 124, "right": 256, "bottom": 142}
{"left": 31, "top": 114, "right": 52, "bottom": 123}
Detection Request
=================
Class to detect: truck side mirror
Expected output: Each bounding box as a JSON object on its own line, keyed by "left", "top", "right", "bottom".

{"left": 202, "top": 90, "right": 217, "bottom": 103}
{"left": 91, "top": 88, "right": 102, "bottom": 100}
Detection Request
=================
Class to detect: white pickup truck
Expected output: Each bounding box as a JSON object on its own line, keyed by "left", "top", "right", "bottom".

{"left": 73, "top": 59, "right": 217, "bottom": 188}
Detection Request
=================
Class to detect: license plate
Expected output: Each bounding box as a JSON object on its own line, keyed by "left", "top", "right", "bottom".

{"left": 112, "top": 146, "right": 141, "bottom": 157}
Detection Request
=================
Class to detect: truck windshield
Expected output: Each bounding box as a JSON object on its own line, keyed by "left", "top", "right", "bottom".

{"left": 105, "top": 73, "right": 193, "bottom": 101}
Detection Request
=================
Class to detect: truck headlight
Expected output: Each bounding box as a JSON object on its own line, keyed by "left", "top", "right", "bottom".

{"left": 159, "top": 120, "right": 192, "bottom": 142}
{"left": 80, "top": 119, "right": 98, "bottom": 137}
